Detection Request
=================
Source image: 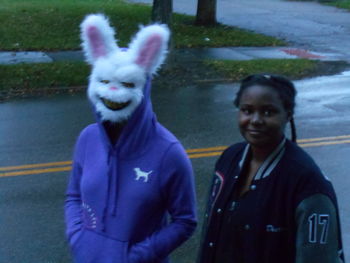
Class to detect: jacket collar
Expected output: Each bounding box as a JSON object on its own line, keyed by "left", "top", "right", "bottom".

{"left": 239, "top": 138, "right": 286, "bottom": 180}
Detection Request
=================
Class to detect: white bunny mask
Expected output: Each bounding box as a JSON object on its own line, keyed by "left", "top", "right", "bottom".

{"left": 81, "top": 14, "right": 170, "bottom": 123}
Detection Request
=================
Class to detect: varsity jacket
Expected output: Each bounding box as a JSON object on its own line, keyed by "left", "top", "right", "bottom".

{"left": 198, "top": 139, "right": 344, "bottom": 263}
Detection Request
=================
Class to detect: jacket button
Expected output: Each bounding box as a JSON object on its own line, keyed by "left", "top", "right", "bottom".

{"left": 234, "top": 176, "right": 238, "bottom": 179}
{"left": 205, "top": 213, "right": 209, "bottom": 218}
{"left": 244, "top": 224, "right": 250, "bottom": 230}
{"left": 250, "top": 185, "right": 256, "bottom": 190}
{"left": 217, "top": 208, "right": 222, "bottom": 213}
{"left": 209, "top": 242, "right": 214, "bottom": 247}
{"left": 229, "top": 201, "right": 236, "bottom": 211}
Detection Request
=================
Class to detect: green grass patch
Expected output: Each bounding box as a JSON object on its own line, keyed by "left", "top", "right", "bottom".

{"left": 326, "top": 0, "right": 350, "bottom": 9}
{"left": 172, "top": 16, "right": 284, "bottom": 48}
{"left": 0, "top": 59, "right": 322, "bottom": 100}
{"left": 0, "top": 62, "right": 89, "bottom": 96}
{"left": 0, "top": 0, "right": 284, "bottom": 51}
{"left": 204, "top": 59, "right": 318, "bottom": 80}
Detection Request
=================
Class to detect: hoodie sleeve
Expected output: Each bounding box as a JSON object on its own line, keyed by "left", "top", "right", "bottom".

{"left": 64, "top": 128, "right": 88, "bottom": 246}
{"left": 129, "top": 142, "right": 197, "bottom": 262}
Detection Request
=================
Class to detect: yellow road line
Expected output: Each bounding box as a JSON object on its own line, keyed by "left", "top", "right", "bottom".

{"left": 1, "top": 135, "right": 350, "bottom": 177}
{"left": 187, "top": 146, "right": 227, "bottom": 153}
{"left": 186, "top": 134, "right": 350, "bottom": 153}
{"left": 297, "top": 134, "right": 350, "bottom": 143}
{"left": 188, "top": 139, "right": 350, "bottom": 159}
{"left": 0, "top": 161, "right": 72, "bottom": 172}
{"left": 0, "top": 166, "right": 72, "bottom": 177}
{"left": 188, "top": 151, "right": 224, "bottom": 159}
{"left": 299, "top": 139, "right": 350, "bottom": 148}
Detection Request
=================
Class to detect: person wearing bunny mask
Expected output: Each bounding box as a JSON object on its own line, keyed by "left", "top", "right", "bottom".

{"left": 65, "top": 14, "right": 197, "bottom": 263}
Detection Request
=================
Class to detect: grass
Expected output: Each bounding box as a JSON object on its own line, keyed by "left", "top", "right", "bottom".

{"left": 291, "top": 0, "right": 350, "bottom": 8}
{"left": 205, "top": 59, "right": 318, "bottom": 81}
{"left": 326, "top": 0, "right": 350, "bottom": 9}
{"left": 0, "top": 62, "right": 90, "bottom": 98}
{"left": 0, "top": 59, "right": 322, "bottom": 100}
{"left": 0, "top": 0, "right": 284, "bottom": 51}
{"left": 172, "top": 17, "right": 284, "bottom": 48}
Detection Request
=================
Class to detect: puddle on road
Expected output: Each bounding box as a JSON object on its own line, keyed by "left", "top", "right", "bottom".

{"left": 297, "top": 70, "right": 350, "bottom": 94}
{"left": 295, "top": 70, "right": 350, "bottom": 116}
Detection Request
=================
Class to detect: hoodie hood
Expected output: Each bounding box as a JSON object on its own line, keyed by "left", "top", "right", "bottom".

{"left": 94, "top": 77, "right": 156, "bottom": 159}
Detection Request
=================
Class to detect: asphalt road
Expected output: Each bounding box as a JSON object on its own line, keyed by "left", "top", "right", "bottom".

{"left": 0, "top": 71, "right": 350, "bottom": 262}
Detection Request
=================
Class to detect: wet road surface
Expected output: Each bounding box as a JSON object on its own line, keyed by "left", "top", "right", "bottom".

{"left": 1, "top": 72, "right": 350, "bottom": 262}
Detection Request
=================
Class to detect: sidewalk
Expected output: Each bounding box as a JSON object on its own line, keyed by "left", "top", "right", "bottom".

{"left": 0, "top": 46, "right": 346, "bottom": 65}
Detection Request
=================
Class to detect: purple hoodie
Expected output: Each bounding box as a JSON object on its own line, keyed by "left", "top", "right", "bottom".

{"left": 65, "top": 79, "right": 197, "bottom": 263}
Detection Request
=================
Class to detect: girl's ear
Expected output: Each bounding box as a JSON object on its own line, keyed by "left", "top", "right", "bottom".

{"left": 80, "top": 14, "right": 119, "bottom": 64}
{"left": 129, "top": 24, "right": 170, "bottom": 75}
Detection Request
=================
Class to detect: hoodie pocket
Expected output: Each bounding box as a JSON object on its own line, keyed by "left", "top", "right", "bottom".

{"left": 70, "top": 229, "right": 84, "bottom": 251}
{"left": 127, "top": 240, "right": 165, "bottom": 263}
{"left": 72, "top": 229, "right": 129, "bottom": 263}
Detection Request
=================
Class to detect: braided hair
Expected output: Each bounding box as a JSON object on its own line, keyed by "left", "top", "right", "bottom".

{"left": 234, "top": 74, "right": 297, "bottom": 142}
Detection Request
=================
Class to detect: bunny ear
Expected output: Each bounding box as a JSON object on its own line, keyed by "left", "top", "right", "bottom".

{"left": 129, "top": 24, "right": 170, "bottom": 74}
{"left": 80, "top": 14, "right": 119, "bottom": 64}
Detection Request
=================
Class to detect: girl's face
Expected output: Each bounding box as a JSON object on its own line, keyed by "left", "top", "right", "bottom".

{"left": 238, "top": 84, "right": 290, "bottom": 149}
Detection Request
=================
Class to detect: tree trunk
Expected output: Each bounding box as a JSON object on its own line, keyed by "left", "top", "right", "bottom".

{"left": 152, "top": 0, "right": 174, "bottom": 70}
{"left": 152, "top": 0, "right": 173, "bottom": 26}
{"left": 195, "top": 0, "right": 217, "bottom": 26}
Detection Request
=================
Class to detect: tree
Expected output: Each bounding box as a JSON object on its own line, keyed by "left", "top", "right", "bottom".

{"left": 151, "top": 0, "right": 174, "bottom": 68}
{"left": 195, "top": 0, "right": 217, "bottom": 26}
{"left": 151, "top": 0, "right": 173, "bottom": 26}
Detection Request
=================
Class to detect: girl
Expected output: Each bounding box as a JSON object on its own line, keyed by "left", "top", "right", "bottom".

{"left": 198, "top": 74, "right": 344, "bottom": 263}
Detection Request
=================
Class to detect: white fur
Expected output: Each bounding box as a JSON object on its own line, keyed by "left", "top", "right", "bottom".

{"left": 81, "top": 14, "right": 119, "bottom": 64}
{"left": 80, "top": 14, "right": 170, "bottom": 122}
{"left": 128, "top": 24, "right": 170, "bottom": 74}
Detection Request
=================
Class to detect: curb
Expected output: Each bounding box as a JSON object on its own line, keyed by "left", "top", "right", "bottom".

{"left": 0, "top": 47, "right": 346, "bottom": 65}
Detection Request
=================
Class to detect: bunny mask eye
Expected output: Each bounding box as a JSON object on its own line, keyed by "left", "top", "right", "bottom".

{"left": 121, "top": 82, "right": 135, "bottom": 88}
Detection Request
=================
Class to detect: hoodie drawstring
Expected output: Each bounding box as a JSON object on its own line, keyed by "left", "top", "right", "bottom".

{"left": 101, "top": 148, "right": 118, "bottom": 231}
{"left": 110, "top": 150, "right": 118, "bottom": 216}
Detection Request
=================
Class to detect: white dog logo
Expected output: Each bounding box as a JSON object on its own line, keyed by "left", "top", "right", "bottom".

{"left": 134, "top": 168, "right": 153, "bottom": 183}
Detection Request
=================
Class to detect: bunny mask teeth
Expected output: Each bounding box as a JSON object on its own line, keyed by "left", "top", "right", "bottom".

{"left": 101, "top": 98, "right": 131, "bottom": 111}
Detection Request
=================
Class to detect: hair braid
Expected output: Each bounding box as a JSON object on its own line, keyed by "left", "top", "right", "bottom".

{"left": 290, "top": 117, "right": 297, "bottom": 143}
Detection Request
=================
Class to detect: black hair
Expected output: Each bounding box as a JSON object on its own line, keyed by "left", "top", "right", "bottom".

{"left": 234, "top": 74, "right": 297, "bottom": 142}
